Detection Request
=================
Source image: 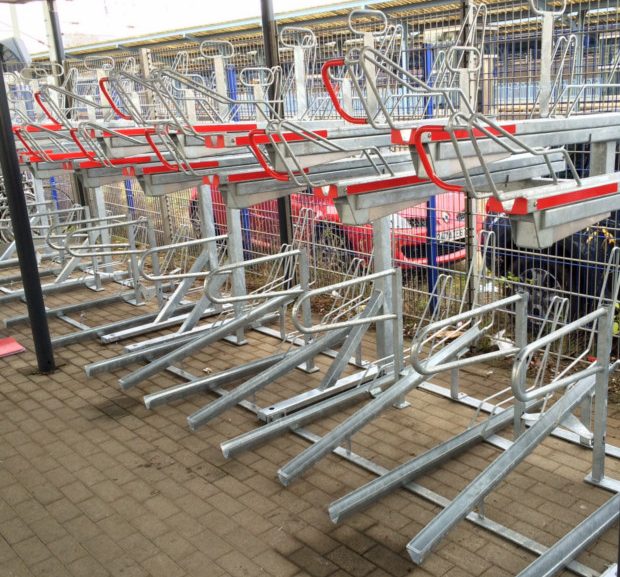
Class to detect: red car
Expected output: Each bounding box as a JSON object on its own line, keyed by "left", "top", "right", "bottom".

{"left": 190, "top": 186, "right": 469, "bottom": 271}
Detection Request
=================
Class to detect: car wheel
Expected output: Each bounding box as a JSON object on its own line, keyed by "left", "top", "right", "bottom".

{"left": 314, "top": 224, "right": 354, "bottom": 274}
{"left": 514, "top": 264, "right": 568, "bottom": 331}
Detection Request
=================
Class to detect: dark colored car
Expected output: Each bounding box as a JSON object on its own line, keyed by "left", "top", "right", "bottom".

{"left": 484, "top": 211, "right": 620, "bottom": 325}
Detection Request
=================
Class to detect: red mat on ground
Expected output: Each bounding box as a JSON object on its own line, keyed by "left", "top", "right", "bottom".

{"left": 0, "top": 337, "right": 25, "bottom": 358}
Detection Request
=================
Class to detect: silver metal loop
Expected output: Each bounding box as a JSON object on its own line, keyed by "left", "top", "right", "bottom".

{"left": 528, "top": 0, "right": 567, "bottom": 16}
{"left": 348, "top": 9, "right": 388, "bottom": 36}
{"left": 199, "top": 40, "right": 235, "bottom": 60}
{"left": 84, "top": 55, "right": 115, "bottom": 71}
{"left": 280, "top": 26, "right": 317, "bottom": 49}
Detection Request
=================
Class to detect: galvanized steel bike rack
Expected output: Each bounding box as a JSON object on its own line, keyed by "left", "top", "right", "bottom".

{"left": 184, "top": 263, "right": 401, "bottom": 431}
{"left": 7, "top": 6, "right": 620, "bottom": 573}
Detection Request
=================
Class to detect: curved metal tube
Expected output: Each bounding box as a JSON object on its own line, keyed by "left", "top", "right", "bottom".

{"left": 410, "top": 293, "right": 524, "bottom": 375}
{"left": 445, "top": 46, "right": 482, "bottom": 73}
{"left": 200, "top": 40, "right": 235, "bottom": 59}
{"left": 511, "top": 306, "right": 608, "bottom": 402}
{"left": 204, "top": 249, "right": 306, "bottom": 304}
{"left": 280, "top": 26, "right": 317, "bottom": 49}
{"left": 45, "top": 213, "right": 127, "bottom": 251}
{"left": 291, "top": 269, "right": 397, "bottom": 334}
{"left": 64, "top": 217, "right": 147, "bottom": 258}
{"left": 528, "top": 0, "right": 567, "bottom": 16}
{"left": 139, "top": 235, "right": 227, "bottom": 281}
{"left": 348, "top": 8, "right": 388, "bottom": 36}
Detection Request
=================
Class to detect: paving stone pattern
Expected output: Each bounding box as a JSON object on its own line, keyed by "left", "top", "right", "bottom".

{"left": 0, "top": 281, "right": 619, "bottom": 576}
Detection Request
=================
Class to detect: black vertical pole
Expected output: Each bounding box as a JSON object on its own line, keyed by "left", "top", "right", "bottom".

{"left": 260, "top": 0, "right": 293, "bottom": 247}
{"left": 46, "top": 0, "right": 65, "bottom": 69}
{"left": 45, "top": 0, "right": 71, "bottom": 117}
{"left": 0, "top": 49, "right": 55, "bottom": 373}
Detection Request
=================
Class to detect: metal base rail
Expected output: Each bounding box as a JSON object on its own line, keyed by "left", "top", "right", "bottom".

{"left": 327, "top": 400, "right": 537, "bottom": 524}
{"left": 144, "top": 351, "right": 290, "bottom": 409}
{"left": 276, "top": 325, "right": 481, "bottom": 486}
{"left": 50, "top": 301, "right": 198, "bottom": 348}
{"left": 118, "top": 294, "right": 292, "bottom": 390}
{"left": 406, "top": 374, "right": 597, "bottom": 564}
{"left": 198, "top": 362, "right": 604, "bottom": 577}
{"left": 186, "top": 326, "right": 350, "bottom": 430}
{"left": 516, "top": 493, "right": 620, "bottom": 577}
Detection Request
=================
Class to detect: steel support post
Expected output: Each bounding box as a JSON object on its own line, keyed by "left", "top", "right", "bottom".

{"left": 372, "top": 218, "right": 394, "bottom": 364}
{"left": 585, "top": 145, "right": 617, "bottom": 451}
{"left": 297, "top": 251, "right": 317, "bottom": 373}
{"left": 293, "top": 44, "right": 308, "bottom": 119}
{"left": 45, "top": 0, "right": 65, "bottom": 83}
{"left": 591, "top": 308, "right": 612, "bottom": 483}
{"left": 72, "top": 173, "right": 87, "bottom": 207}
{"left": 87, "top": 186, "right": 112, "bottom": 270}
{"left": 158, "top": 195, "right": 173, "bottom": 246}
{"left": 31, "top": 178, "right": 48, "bottom": 229}
{"left": 539, "top": 12, "right": 554, "bottom": 118}
{"left": 461, "top": 1, "right": 479, "bottom": 309}
{"left": 199, "top": 183, "right": 219, "bottom": 269}
{"left": 225, "top": 206, "right": 248, "bottom": 345}
{"left": 123, "top": 221, "right": 144, "bottom": 306}
{"left": 572, "top": 11, "right": 586, "bottom": 86}
{"left": 30, "top": 178, "right": 54, "bottom": 260}
{"left": 513, "top": 294, "right": 529, "bottom": 437}
{"left": 0, "top": 57, "right": 54, "bottom": 373}
{"left": 138, "top": 47, "right": 153, "bottom": 80}
{"left": 342, "top": 79, "right": 353, "bottom": 117}
{"left": 213, "top": 55, "right": 229, "bottom": 123}
{"left": 590, "top": 141, "right": 617, "bottom": 177}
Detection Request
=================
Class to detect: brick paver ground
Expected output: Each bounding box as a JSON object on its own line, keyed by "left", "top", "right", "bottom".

{"left": 0, "top": 279, "right": 619, "bottom": 577}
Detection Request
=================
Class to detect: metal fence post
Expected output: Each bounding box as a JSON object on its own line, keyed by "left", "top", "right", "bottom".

{"left": 461, "top": 0, "right": 479, "bottom": 310}
{"left": 293, "top": 43, "right": 308, "bottom": 118}
{"left": 423, "top": 42, "right": 439, "bottom": 313}
{"left": 538, "top": 7, "right": 555, "bottom": 117}
{"left": 124, "top": 178, "right": 136, "bottom": 218}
